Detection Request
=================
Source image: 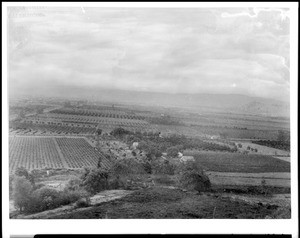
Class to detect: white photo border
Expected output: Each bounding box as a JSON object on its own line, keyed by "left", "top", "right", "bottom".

{"left": 2, "top": 2, "right": 298, "bottom": 237}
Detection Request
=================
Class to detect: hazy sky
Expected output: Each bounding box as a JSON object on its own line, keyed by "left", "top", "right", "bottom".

{"left": 8, "top": 7, "right": 290, "bottom": 100}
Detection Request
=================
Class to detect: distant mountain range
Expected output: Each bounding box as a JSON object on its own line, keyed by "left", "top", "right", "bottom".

{"left": 12, "top": 85, "right": 290, "bottom": 118}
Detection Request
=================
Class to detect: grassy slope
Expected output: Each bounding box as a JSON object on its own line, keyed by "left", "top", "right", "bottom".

{"left": 185, "top": 152, "right": 290, "bottom": 173}
{"left": 49, "top": 187, "right": 281, "bottom": 219}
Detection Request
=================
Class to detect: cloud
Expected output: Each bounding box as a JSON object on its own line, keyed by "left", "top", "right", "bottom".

{"left": 8, "top": 7, "right": 290, "bottom": 101}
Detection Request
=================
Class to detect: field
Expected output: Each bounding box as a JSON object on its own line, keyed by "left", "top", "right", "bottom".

{"left": 208, "top": 172, "right": 290, "bottom": 187}
{"left": 9, "top": 137, "right": 63, "bottom": 171}
{"left": 233, "top": 141, "right": 290, "bottom": 156}
{"left": 9, "top": 136, "right": 111, "bottom": 172}
{"left": 10, "top": 122, "right": 95, "bottom": 135}
{"left": 9, "top": 103, "right": 290, "bottom": 141}
{"left": 8, "top": 99, "right": 292, "bottom": 219}
{"left": 184, "top": 151, "right": 290, "bottom": 173}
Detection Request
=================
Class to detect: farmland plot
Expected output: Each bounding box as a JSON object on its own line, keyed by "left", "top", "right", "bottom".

{"left": 184, "top": 151, "right": 290, "bottom": 173}
{"left": 55, "top": 138, "right": 110, "bottom": 169}
{"left": 9, "top": 137, "right": 63, "bottom": 172}
{"left": 9, "top": 136, "right": 110, "bottom": 172}
{"left": 207, "top": 172, "right": 290, "bottom": 187}
{"left": 234, "top": 141, "right": 290, "bottom": 156}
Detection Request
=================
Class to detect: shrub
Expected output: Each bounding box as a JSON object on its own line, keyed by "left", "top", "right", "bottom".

{"left": 142, "top": 161, "right": 152, "bottom": 174}
{"left": 110, "top": 160, "right": 131, "bottom": 177}
{"left": 24, "top": 187, "right": 89, "bottom": 213}
{"left": 75, "top": 198, "right": 90, "bottom": 208}
{"left": 177, "top": 161, "right": 211, "bottom": 193}
{"left": 166, "top": 146, "right": 181, "bottom": 158}
{"left": 33, "top": 183, "right": 46, "bottom": 190}
{"left": 15, "top": 167, "right": 35, "bottom": 186}
{"left": 109, "top": 177, "right": 126, "bottom": 189}
{"left": 57, "top": 190, "right": 82, "bottom": 206}
{"left": 65, "top": 178, "right": 82, "bottom": 191}
{"left": 82, "top": 168, "right": 109, "bottom": 194}
{"left": 152, "top": 159, "right": 177, "bottom": 175}
{"left": 9, "top": 174, "right": 15, "bottom": 199}
{"left": 111, "top": 127, "right": 132, "bottom": 137}
{"left": 260, "top": 179, "right": 271, "bottom": 196}
{"left": 109, "top": 158, "right": 145, "bottom": 189}
{"left": 30, "top": 187, "right": 60, "bottom": 212}
{"left": 13, "top": 176, "right": 33, "bottom": 212}
{"left": 15, "top": 167, "right": 29, "bottom": 179}
{"left": 179, "top": 170, "right": 211, "bottom": 193}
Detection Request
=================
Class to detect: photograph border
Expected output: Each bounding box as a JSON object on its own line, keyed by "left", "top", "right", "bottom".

{"left": 2, "top": 2, "right": 298, "bottom": 237}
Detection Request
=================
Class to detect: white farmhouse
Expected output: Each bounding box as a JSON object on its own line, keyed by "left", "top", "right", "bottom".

{"left": 132, "top": 142, "right": 139, "bottom": 150}
{"left": 179, "top": 156, "right": 195, "bottom": 163}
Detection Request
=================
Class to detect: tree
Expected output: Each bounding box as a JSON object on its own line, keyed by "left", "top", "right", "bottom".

{"left": 15, "top": 167, "right": 35, "bottom": 186}
{"left": 13, "top": 176, "right": 33, "bottom": 212}
{"left": 15, "top": 167, "right": 29, "bottom": 179}
{"left": 111, "top": 127, "right": 132, "bottom": 137}
{"left": 65, "top": 178, "right": 82, "bottom": 191}
{"left": 137, "top": 141, "right": 162, "bottom": 159}
{"left": 95, "top": 128, "right": 102, "bottom": 136}
{"left": 31, "top": 187, "right": 60, "bottom": 211}
{"left": 9, "top": 175, "right": 15, "bottom": 200}
{"left": 81, "top": 168, "right": 109, "bottom": 194}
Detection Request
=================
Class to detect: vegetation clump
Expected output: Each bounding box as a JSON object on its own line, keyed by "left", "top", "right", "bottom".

{"left": 177, "top": 161, "right": 211, "bottom": 194}
{"left": 12, "top": 174, "right": 89, "bottom": 214}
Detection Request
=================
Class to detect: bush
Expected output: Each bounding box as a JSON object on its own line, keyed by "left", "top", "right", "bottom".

{"left": 166, "top": 146, "right": 181, "bottom": 158}
{"left": 152, "top": 159, "right": 177, "bottom": 175}
{"left": 108, "top": 158, "right": 146, "bottom": 189}
{"left": 75, "top": 198, "right": 90, "bottom": 208}
{"left": 57, "top": 190, "right": 84, "bottom": 206}
{"left": 260, "top": 179, "right": 271, "bottom": 196}
{"left": 13, "top": 176, "right": 33, "bottom": 212}
{"left": 111, "top": 127, "right": 132, "bottom": 137}
{"left": 81, "top": 168, "right": 109, "bottom": 194}
{"left": 24, "top": 187, "right": 89, "bottom": 213}
{"left": 110, "top": 158, "right": 145, "bottom": 176}
{"left": 15, "top": 167, "right": 29, "bottom": 179}
{"left": 33, "top": 183, "right": 46, "bottom": 190}
{"left": 142, "top": 161, "right": 152, "bottom": 174}
{"left": 9, "top": 175, "right": 15, "bottom": 199}
{"left": 109, "top": 177, "right": 126, "bottom": 189}
{"left": 177, "top": 161, "right": 211, "bottom": 193}
{"left": 30, "top": 187, "right": 60, "bottom": 212}
{"left": 15, "top": 167, "right": 35, "bottom": 186}
{"left": 65, "top": 178, "right": 82, "bottom": 191}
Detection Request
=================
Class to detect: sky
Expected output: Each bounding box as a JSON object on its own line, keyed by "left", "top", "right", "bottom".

{"left": 8, "top": 7, "right": 290, "bottom": 101}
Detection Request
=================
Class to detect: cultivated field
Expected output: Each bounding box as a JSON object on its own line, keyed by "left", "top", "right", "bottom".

{"left": 9, "top": 136, "right": 111, "bottom": 172}
{"left": 208, "top": 172, "right": 290, "bottom": 187}
{"left": 184, "top": 151, "right": 290, "bottom": 173}
{"left": 233, "top": 141, "right": 290, "bottom": 156}
{"left": 9, "top": 137, "right": 63, "bottom": 171}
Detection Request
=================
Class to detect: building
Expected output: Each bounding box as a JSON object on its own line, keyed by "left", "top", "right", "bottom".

{"left": 179, "top": 156, "right": 195, "bottom": 163}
